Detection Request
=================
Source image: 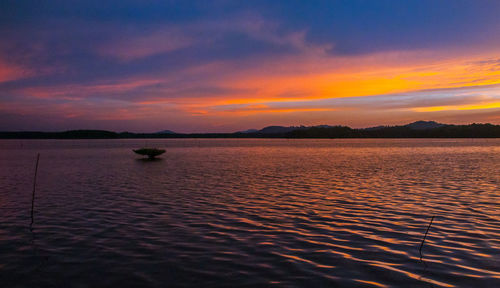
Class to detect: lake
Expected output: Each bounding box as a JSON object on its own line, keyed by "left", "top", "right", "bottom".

{"left": 0, "top": 139, "right": 499, "bottom": 287}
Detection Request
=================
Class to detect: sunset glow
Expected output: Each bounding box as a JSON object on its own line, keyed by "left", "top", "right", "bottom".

{"left": 1, "top": 1, "right": 499, "bottom": 132}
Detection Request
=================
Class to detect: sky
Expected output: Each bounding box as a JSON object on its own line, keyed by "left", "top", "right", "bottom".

{"left": 0, "top": 0, "right": 499, "bottom": 133}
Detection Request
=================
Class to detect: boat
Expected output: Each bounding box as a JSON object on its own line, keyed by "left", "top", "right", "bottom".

{"left": 133, "top": 148, "right": 166, "bottom": 159}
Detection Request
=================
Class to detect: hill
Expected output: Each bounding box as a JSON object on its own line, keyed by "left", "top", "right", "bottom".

{"left": 1, "top": 121, "right": 499, "bottom": 139}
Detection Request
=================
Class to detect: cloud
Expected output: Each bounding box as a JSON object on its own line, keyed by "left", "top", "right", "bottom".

{"left": 98, "top": 28, "right": 193, "bottom": 60}
{"left": 1, "top": 1, "right": 500, "bottom": 131}
{"left": 0, "top": 59, "right": 31, "bottom": 83}
{"left": 201, "top": 86, "right": 499, "bottom": 116}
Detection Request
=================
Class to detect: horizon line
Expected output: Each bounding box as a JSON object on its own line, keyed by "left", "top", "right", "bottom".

{"left": 2, "top": 120, "right": 499, "bottom": 134}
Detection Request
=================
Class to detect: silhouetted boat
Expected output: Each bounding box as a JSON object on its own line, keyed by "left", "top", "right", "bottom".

{"left": 133, "top": 148, "right": 165, "bottom": 159}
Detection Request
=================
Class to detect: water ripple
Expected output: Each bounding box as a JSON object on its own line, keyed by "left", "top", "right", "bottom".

{"left": 0, "top": 139, "right": 499, "bottom": 287}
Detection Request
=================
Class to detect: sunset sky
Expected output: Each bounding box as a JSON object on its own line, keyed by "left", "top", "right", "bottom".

{"left": 1, "top": 0, "right": 499, "bottom": 132}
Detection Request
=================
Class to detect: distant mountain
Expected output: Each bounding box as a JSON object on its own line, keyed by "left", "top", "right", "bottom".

{"left": 156, "top": 130, "right": 177, "bottom": 134}
{"left": 237, "top": 129, "right": 259, "bottom": 134}
{"left": 2, "top": 121, "right": 499, "bottom": 138}
{"left": 239, "top": 125, "right": 331, "bottom": 134}
{"left": 313, "top": 125, "right": 335, "bottom": 128}
{"left": 404, "top": 121, "right": 446, "bottom": 130}
{"left": 258, "top": 126, "right": 307, "bottom": 134}
{"left": 363, "top": 125, "right": 388, "bottom": 131}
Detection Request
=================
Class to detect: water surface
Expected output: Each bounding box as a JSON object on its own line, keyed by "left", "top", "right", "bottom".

{"left": 0, "top": 139, "right": 499, "bottom": 287}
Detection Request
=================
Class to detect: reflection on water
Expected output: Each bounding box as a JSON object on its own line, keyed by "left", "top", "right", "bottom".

{"left": 0, "top": 139, "right": 499, "bottom": 287}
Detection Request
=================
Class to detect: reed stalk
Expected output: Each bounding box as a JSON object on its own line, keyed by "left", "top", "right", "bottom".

{"left": 419, "top": 215, "right": 435, "bottom": 262}
{"left": 30, "top": 153, "right": 40, "bottom": 230}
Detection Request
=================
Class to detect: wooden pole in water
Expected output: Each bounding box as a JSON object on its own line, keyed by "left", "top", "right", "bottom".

{"left": 30, "top": 153, "right": 40, "bottom": 230}
{"left": 419, "top": 215, "right": 434, "bottom": 262}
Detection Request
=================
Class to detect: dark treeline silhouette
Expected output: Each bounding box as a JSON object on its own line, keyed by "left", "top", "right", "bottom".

{"left": 1, "top": 122, "right": 500, "bottom": 139}
{"left": 288, "top": 123, "right": 500, "bottom": 138}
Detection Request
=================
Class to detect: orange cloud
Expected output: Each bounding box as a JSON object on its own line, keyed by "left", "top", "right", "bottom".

{"left": 413, "top": 101, "right": 500, "bottom": 112}
{"left": 214, "top": 52, "right": 500, "bottom": 106}
{"left": 214, "top": 107, "right": 337, "bottom": 116}
{"left": 6, "top": 46, "right": 500, "bottom": 129}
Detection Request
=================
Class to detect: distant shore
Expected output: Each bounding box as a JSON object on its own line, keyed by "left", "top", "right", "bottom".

{"left": 1, "top": 122, "right": 499, "bottom": 139}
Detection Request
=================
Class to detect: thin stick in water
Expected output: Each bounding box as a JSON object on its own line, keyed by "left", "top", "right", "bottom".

{"left": 30, "top": 153, "right": 40, "bottom": 230}
{"left": 419, "top": 215, "right": 435, "bottom": 262}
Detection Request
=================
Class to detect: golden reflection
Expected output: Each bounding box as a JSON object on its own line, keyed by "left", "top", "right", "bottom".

{"left": 371, "top": 263, "right": 454, "bottom": 287}
{"left": 370, "top": 245, "right": 408, "bottom": 256}
{"left": 454, "top": 264, "right": 500, "bottom": 276}
{"left": 354, "top": 279, "right": 389, "bottom": 288}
